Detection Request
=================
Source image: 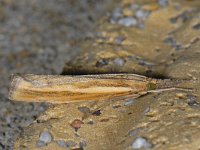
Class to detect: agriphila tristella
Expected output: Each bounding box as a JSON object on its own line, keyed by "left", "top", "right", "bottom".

{"left": 9, "top": 74, "right": 192, "bottom": 103}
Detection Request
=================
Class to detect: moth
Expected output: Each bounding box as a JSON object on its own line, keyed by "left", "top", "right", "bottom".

{"left": 9, "top": 74, "right": 192, "bottom": 103}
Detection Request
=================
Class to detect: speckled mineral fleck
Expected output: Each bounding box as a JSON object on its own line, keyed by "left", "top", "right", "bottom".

{"left": 124, "top": 99, "right": 134, "bottom": 106}
{"left": 128, "top": 128, "right": 140, "bottom": 137}
{"left": 114, "top": 58, "right": 125, "bottom": 66}
{"left": 118, "top": 17, "right": 137, "bottom": 27}
{"left": 57, "top": 140, "right": 66, "bottom": 148}
{"left": 132, "top": 137, "right": 153, "bottom": 149}
{"left": 65, "top": 140, "right": 77, "bottom": 148}
{"left": 39, "top": 131, "right": 52, "bottom": 144}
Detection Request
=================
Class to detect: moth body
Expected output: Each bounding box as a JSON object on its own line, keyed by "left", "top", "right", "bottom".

{"left": 9, "top": 74, "right": 191, "bottom": 103}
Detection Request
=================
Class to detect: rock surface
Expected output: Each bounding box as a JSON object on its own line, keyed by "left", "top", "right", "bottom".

{"left": 8, "top": 0, "right": 200, "bottom": 150}
{"left": 0, "top": 0, "right": 113, "bottom": 149}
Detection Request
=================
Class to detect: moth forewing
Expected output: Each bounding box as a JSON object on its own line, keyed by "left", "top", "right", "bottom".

{"left": 9, "top": 74, "right": 157, "bottom": 103}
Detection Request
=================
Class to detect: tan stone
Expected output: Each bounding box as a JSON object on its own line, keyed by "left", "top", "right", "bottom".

{"left": 14, "top": 0, "right": 200, "bottom": 150}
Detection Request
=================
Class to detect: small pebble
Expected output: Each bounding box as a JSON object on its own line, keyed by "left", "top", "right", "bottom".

{"left": 66, "top": 140, "right": 77, "bottom": 147}
{"left": 112, "top": 8, "right": 122, "bottom": 19}
{"left": 92, "top": 110, "right": 101, "bottom": 116}
{"left": 164, "top": 36, "right": 177, "bottom": 46}
{"left": 114, "top": 36, "right": 125, "bottom": 45}
{"left": 164, "top": 36, "right": 182, "bottom": 50}
{"left": 140, "top": 60, "right": 154, "bottom": 67}
{"left": 118, "top": 17, "right": 137, "bottom": 27}
{"left": 100, "top": 118, "right": 109, "bottom": 122}
{"left": 158, "top": 0, "right": 168, "bottom": 7}
{"left": 57, "top": 140, "right": 67, "bottom": 148}
{"left": 138, "top": 59, "right": 145, "bottom": 66}
{"left": 39, "top": 131, "right": 52, "bottom": 144}
{"left": 36, "top": 140, "right": 46, "bottom": 147}
{"left": 96, "top": 59, "right": 109, "bottom": 67}
{"left": 128, "top": 128, "right": 140, "bottom": 137}
{"left": 174, "top": 43, "right": 182, "bottom": 51}
{"left": 187, "top": 95, "right": 199, "bottom": 107}
{"left": 135, "top": 10, "right": 149, "bottom": 20}
{"left": 79, "top": 140, "right": 87, "bottom": 148}
{"left": 110, "top": 8, "right": 123, "bottom": 23}
{"left": 143, "top": 106, "right": 150, "bottom": 114}
{"left": 71, "top": 119, "right": 84, "bottom": 131}
{"left": 132, "top": 137, "right": 153, "bottom": 149}
{"left": 170, "top": 17, "right": 178, "bottom": 24}
{"left": 78, "top": 106, "right": 90, "bottom": 114}
{"left": 124, "top": 99, "right": 134, "bottom": 106}
{"left": 170, "top": 10, "right": 191, "bottom": 23}
{"left": 114, "top": 58, "right": 125, "bottom": 66}
{"left": 176, "top": 93, "right": 185, "bottom": 99}
{"left": 87, "top": 120, "right": 94, "bottom": 125}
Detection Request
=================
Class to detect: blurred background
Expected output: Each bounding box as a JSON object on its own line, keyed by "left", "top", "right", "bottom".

{"left": 0, "top": 0, "right": 112, "bottom": 149}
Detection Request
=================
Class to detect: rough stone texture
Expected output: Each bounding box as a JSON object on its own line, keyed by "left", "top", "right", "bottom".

{"left": 0, "top": 0, "right": 114, "bottom": 149}
{"left": 10, "top": 0, "right": 200, "bottom": 150}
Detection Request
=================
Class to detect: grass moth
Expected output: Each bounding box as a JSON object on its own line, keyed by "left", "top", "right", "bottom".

{"left": 9, "top": 74, "right": 192, "bottom": 103}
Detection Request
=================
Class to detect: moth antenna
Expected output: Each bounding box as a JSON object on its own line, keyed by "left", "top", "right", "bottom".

{"left": 152, "top": 78, "right": 196, "bottom": 93}
{"left": 148, "top": 87, "right": 194, "bottom": 93}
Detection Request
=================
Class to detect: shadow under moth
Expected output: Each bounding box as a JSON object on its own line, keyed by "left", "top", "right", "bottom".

{"left": 9, "top": 74, "right": 193, "bottom": 103}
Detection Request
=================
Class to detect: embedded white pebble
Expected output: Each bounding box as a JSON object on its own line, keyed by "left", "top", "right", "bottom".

{"left": 114, "top": 58, "right": 125, "bottom": 66}
{"left": 132, "top": 137, "right": 152, "bottom": 149}
{"left": 118, "top": 17, "right": 137, "bottom": 27}
{"left": 135, "top": 10, "right": 149, "bottom": 20}
{"left": 39, "top": 131, "right": 52, "bottom": 144}
{"left": 124, "top": 99, "right": 134, "bottom": 106}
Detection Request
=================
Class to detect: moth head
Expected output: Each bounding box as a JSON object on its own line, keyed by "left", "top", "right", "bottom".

{"left": 147, "top": 82, "right": 156, "bottom": 90}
